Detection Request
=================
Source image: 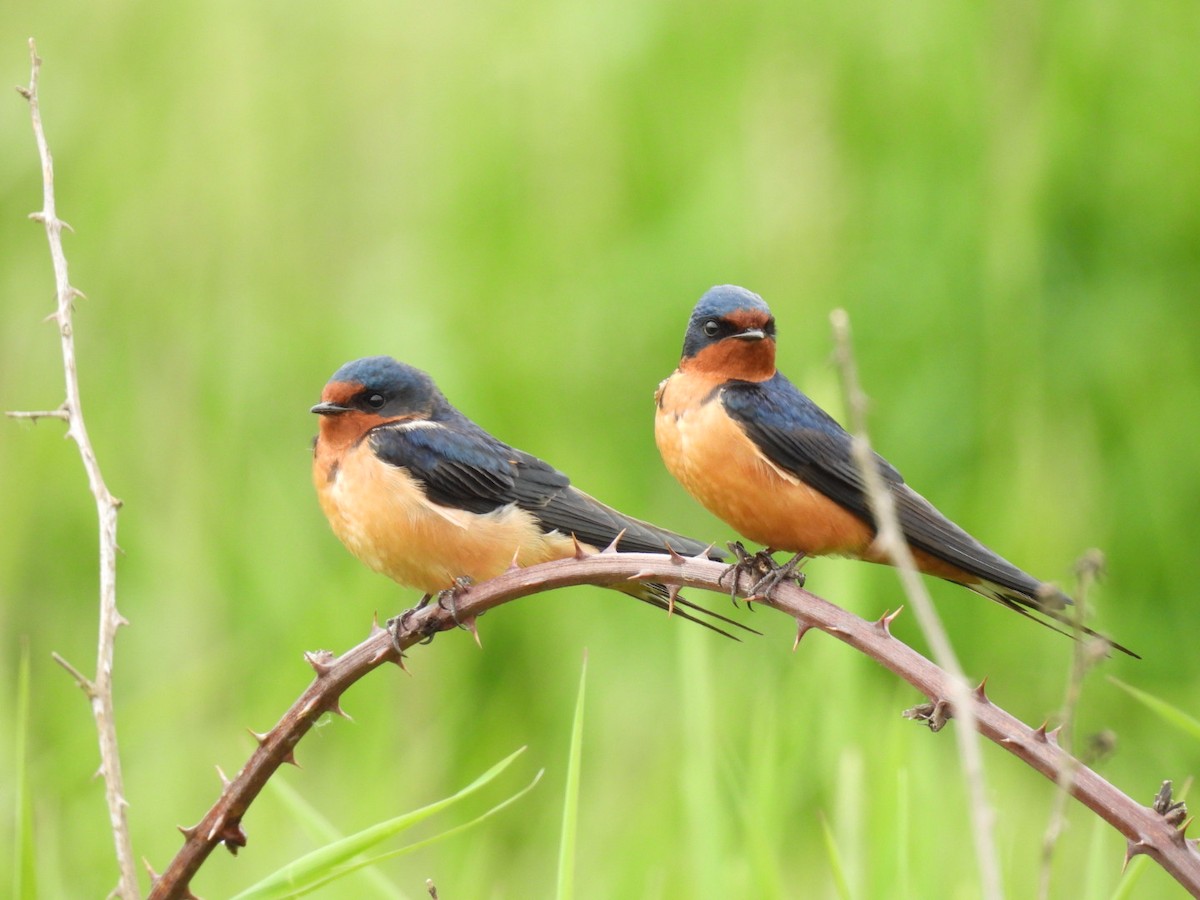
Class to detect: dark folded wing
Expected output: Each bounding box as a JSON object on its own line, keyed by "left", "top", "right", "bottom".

{"left": 720, "top": 377, "right": 1042, "bottom": 597}
{"left": 369, "top": 419, "right": 721, "bottom": 559}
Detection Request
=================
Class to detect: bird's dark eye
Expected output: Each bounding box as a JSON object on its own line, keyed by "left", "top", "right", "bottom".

{"left": 365, "top": 393, "right": 386, "bottom": 410}
{"left": 702, "top": 320, "right": 721, "bottom": 337}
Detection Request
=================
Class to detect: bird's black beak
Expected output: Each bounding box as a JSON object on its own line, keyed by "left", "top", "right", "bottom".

{"left": 311, "top": 401, "right": 352, "bottom": 416}
{"left": 732, "top": 328, "right": 766, "bottom": 342}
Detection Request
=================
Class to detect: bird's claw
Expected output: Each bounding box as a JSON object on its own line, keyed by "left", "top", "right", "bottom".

{"left": 436, "top": 576, "right": 474, "bottom": 629}
{"left": 386, "top": 578, "right": 475, "bottom": 653}
{"left": 749, "top": 550, "right": 806, "bottom": 599}
{"left": 718, "top": 542, "right": 806, "bottom": 604}
{"left": 388, "top": 593, "right": 438, "bottom": 653}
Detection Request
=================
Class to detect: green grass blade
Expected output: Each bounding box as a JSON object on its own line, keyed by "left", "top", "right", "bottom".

{"left": 13, "top": 638, "right": 35, "bottom": 900}
{"left": 895, "top": 766, "right": 911, "bottom": 900}
{"left": 555, "top": 652, "right": 588, "bottom": 900}
{"left": 680, "top": 633, "right": 725, "bottom": 896}
{"left": 266, "top": 774, "right": 407, "bottom": 899}
{"left": 1083, "top": 816, "right": 1108, "bottom": 900}
{"left": 1108, "top": 854, "right": 1148, "bottom": 900}
{"left": 296, "top": 768, "right": 544, "bottom": 897}
{"left": 818, "top": 810, "right": 854, "bottom": 900}
{"left": 234, "top": 746, "right": 527, "bottom": 900}
{"left": 1108, "top": 678, "right": 1200, "bottom": 742}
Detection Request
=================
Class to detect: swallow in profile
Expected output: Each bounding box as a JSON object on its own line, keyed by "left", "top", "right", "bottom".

{"left": 654, "top": 285, "right": 1136, "bottom": 657}
{"left": 312, "top": 356, "right": 750, "bottom": 638}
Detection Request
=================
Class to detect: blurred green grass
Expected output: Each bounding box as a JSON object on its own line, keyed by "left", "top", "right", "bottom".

{"left": 1, "top": 0, "right": 1198, "bottom": 896}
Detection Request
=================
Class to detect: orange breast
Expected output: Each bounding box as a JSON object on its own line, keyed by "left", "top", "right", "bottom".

{"left": 655, "top": 372, "right": 875, "bottom": 556}
{"left": 313, "top": 439, "right": 576, "bottom": 594}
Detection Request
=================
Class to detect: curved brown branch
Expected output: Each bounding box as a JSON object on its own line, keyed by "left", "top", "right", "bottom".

{"left": 148, "top": 553, "right": 1200, "bottom": 898}
{"left": 11, "top": 39, "right": 136, "bottom": 900}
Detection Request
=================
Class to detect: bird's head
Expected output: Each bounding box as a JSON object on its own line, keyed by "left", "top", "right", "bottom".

{"left": 312, "top": 356, "right": 439, "bottom": 428}
{"left": 679, "top": 285, "right": 777, "bottom": 381}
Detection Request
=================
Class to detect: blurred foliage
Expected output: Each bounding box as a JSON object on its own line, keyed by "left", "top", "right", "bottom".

{"left": 1, "top": 0, "right": 1198, "bottom": 896}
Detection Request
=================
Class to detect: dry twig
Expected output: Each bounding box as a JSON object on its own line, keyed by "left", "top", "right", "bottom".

{"left": 1038, "top": 551, "right": 1112, "bottom": 897}
{"left": 10, "top": 39, "right": 137, "bottom": 899}
{"left": 147, "top": 552, "right": 1200, "bottom": 898}
{"left": 829, "top": 308, "right": 1001, "bottom": 900}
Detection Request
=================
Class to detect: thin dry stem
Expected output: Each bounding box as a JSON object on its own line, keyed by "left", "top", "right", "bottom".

{"left": 1038, "top": 551, "right": 1108, "bottom": 898}
{"left": 6, "top": 406, "right": 69, "bottom": 421}
{"left": 13, "top": 39, "right": 137, "bottom": 899}
{"left": 829, "top": 308, "right": 1001, "bottom": 900}
{"left": 146, "top": 555, "right": 1200, "bottom": 897}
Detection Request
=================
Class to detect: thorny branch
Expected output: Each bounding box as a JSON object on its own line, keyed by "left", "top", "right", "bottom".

{"left": 10, "top": 39, "right": 137, "bottom": 899}
{"left": 148, "top": 552, "right": 1200, "bottom": 898}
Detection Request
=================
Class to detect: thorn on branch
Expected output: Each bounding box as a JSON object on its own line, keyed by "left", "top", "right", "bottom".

{"left": 1125, "top": 838, "right": 1151, "bottom": 865}
{"left": 372, "top": 641, "right": 401, "bottom": 668}
{"left": 973, "top": 678, "right": 990, "bottom": 703}
{"left": 368, "top": 613, "right": 386, "bottom": 638}
{"left": 462, "top": 616, "right": 483, "bottom": 648}
{"left": 328, "top": 700, "right": 352, "bottom": 721}
{"left": 304, "top": 650, "right": 336, "bottom": 677}
{"left": 874, "top": 606, "right": 903, "bottom": 636}
{"left": 601, "top": 529, "right": 627, "bottom": 554}
{"left": 248, "top": 728, "right": 270, "bottom": 747}
{"left": 793, "top": 620, "right": 813, "bottom": 651}
{"left": 665, "top": 583, "right": 681, "bottom": 617}
{"left": 51, "top": 651, "right": 96, "bottom": 695}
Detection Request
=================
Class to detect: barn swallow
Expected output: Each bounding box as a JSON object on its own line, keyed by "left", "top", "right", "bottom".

{"left": 654, "top": 285, "right": 1136, "bottom": 657}
{"left": 312, "top": 356, "right": 749, "bottom": 638}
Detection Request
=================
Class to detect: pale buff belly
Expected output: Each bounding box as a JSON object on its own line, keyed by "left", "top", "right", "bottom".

{"left": 655, "top": 394, "right": 874, "bottom": 556}
{"left": 316, "top": 447, "right": 574, "bottom": 594}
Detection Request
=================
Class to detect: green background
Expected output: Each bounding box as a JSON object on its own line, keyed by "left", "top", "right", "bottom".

{"left": 2, "top": 1, "right": 1198, "bottom": 896}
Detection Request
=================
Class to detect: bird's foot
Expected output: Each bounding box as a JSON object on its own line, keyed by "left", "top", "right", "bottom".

{"left": 436, "top": 576, "right": 474, "bottom": 629}
{"left": 717, "top": 542, "right": 764, "bottom": 605}
{"left": 389, "top": 592, "right": 437, "bottom": 652}
{"left": 749, "top": 550, "right": 806, "bottom": 599}
{"left": 387, "top": 578, "right": 474, "bottom": 651}
{"left": 718, "top": 542, "right": 806, "bottom": 604}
